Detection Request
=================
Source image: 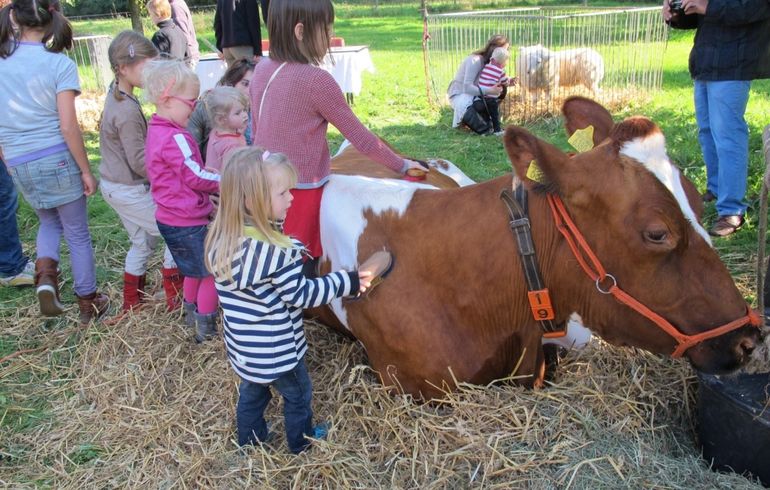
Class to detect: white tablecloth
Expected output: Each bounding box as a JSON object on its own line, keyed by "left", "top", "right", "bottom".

{"left": 194, "top": 46, "right": 375, "bottom": 96}
{"left": 320, "top": 46, "right": 375, "bottom": 96}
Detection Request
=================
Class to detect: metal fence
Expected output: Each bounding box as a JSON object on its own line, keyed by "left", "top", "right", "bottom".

{"left": 424, "top": 6, "right": 668, "bottom": 122}
{"left": 68, "top": 35, "right": 113, "bottom": 94}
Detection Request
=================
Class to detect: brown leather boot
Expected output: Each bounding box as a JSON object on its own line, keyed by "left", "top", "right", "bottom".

{"left": 35, "top": 257, "right": 64, "bottom": 317}
{"left": 76, "top": 291, "right": 110, "bottom": 325}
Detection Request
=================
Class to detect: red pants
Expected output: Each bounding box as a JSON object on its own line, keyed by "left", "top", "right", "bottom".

{"left": 284, "top": 186, "right": 325, "bottom": 258}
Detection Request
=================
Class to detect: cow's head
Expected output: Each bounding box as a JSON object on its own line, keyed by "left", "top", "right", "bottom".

{"left": 503, "top": 97, "right": 761, "bottom": 373}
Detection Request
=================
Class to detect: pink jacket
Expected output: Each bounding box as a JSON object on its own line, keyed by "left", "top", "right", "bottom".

{"left": 205, "top": 130, "right": 246, "bottom": 171}
{"left": 146, "top": 114, "right": 220, "bottom": 226}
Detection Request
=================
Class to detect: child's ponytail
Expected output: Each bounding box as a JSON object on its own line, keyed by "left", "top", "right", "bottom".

{"left": 0, "top": 0, "right": 72, "bottom": 58}
{"left": 0, "top": 3, "right": 17, "bottom": 58}
{"left": 43, "top": 1, "right": 73, "bottom": 54}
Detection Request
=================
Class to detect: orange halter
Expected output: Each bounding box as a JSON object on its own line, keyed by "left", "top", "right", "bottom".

{"left": 546, "top": 193, "right": 761, "bottom": 358}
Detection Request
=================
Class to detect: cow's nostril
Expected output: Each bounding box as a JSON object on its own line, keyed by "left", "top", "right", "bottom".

{"left": 739, "top": 337, "right": 756, "bottom": 357}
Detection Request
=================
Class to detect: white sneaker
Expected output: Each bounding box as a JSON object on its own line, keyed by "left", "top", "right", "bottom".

{"left": 0, "top": 261, "right": 34, "bottom": 287}
{"left": 494, "top": 131, "right": 505, "bottom": 136}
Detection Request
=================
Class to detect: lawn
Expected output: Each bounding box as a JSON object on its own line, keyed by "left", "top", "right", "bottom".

{"left": 1, "top": 3, "right": 769, "bottom": 488}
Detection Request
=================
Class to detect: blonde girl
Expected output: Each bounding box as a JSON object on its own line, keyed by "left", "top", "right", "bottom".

{"left": 249, "top": 0, "right": 424, "bottom": 264}
{"left": 143, "top": 59, "right": 221, "bottom": 341}
{"left": 188, "top": 58, "right": 256, "bottom": 160}
{"left": 203, "top": 86, "right": 249, "bottom": 171}
{"left": 206, "top": 146, "right": 387, "bottom": 453}
{"left": 0, "top": 0, "right": 109, "bottom": 324}
{"left": 99, "top": 31, "right": 183, "bottom": 313}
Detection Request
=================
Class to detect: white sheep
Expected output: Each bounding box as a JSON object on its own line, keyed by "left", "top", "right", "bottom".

{"left": 516, "top": 45, "right": 605, "bottom": 103}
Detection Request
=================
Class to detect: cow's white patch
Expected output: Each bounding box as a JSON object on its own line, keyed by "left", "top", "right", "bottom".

{"left": 620, "top": 133, "right": 712, "bottom": 245}
{"left": 542, "top": 313, "right": 592, "bottom": 349}
{"left": 427, "top": 159, "right": 476, "bottom": 187}
{"left": 320, "top": 175, "right": 433, "bottom": 329}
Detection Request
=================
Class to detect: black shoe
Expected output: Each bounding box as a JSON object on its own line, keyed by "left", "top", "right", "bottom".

{"left": 702, "top": 190, "right": 716, "bottom": 202}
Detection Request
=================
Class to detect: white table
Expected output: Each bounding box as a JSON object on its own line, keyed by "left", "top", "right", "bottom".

{"left": 194, "top": 46, "right": 375, "bottom": 103}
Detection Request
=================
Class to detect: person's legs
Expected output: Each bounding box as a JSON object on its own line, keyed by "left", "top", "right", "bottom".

{"left": 100, "top": 181, "right": 161, "bottom": 276}
{"left": 486, "top": 97, "right": 502, "bottom": 132}
{"left": 57, "top": 196, "right": 97, "bottom": 297}
{"left": 694, "top": 80, "right": 718, "bottom": 198}
{"left": 0, "top": 158, "right": 31, "bottom": 283}
{"left": 34, "top": 206, "right": 63, "bottom": 263}
{"left": 273, "top": 359, "right": 314, "bottom": 454}
{"left": 196, "top": 275, "right": 218, "bottom": 315}
{"left": 707, "top": 80, "right": 751, "bottom": 218}
{"left": 236, "top": 379, "right": 272, "bottom": 446}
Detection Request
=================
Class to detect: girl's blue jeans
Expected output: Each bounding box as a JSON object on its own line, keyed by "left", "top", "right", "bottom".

{"left": 694, "top": 79, "right": 751, "bottom": 217}
{"left": 237, "top": 358, "right": 314, "bottom": 454}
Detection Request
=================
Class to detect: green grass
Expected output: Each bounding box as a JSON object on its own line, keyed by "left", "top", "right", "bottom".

{"left": 2, "top": 4, "right": 770, "bottom": 481}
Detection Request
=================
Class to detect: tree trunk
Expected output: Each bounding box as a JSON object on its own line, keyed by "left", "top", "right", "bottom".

{"left": 128, "top": 0, "right": 144, "bottom": 35}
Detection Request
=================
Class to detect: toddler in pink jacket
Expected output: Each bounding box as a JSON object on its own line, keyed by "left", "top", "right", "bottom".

{"left": 143, "top": 59, "right": 221, "bottom": 342}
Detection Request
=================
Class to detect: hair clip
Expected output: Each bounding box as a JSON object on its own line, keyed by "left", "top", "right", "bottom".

{"left": 128, "top": 44, "right": 135, "bottom": 58}
{"left": 262, "top": 150, "right": 271, "bottom": 160}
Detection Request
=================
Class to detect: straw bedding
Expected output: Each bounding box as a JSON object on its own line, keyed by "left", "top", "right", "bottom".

{"left": 2, "top": 276, "right": 767, "bottom": 488}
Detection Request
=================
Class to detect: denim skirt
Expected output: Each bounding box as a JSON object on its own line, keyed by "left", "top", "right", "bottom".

{"left": 9, "top": 150, "right": 84, "bottom": 209}
{"left": 156, "top": 221, "right": 210, "bottom": 278}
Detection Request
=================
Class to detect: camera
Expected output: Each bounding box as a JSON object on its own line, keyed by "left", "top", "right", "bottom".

{"left": 670, "top": 0, "right": 686, "bottom": 15}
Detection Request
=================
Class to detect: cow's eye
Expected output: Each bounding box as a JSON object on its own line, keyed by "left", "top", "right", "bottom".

{"left": 643, "top": 230, "right": 668, "bottom": 244}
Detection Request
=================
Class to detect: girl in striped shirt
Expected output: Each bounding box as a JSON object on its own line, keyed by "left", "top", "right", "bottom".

{"left": 206, "top": 146, "right": 387, "bottom": 453}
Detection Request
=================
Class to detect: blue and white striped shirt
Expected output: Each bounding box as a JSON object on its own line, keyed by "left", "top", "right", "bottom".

{"left": 214, "top": 236, "right": 357, "bottom": 384}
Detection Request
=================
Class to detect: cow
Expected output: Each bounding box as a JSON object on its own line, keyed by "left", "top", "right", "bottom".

{"left": 516, "top": 45, "right": 605, "bottom": 104}
{"left": 330, "top": 139, "right": 475, "bottom": 189}
{"left": 314, "top": 97, "right": 761, "bottom": 400}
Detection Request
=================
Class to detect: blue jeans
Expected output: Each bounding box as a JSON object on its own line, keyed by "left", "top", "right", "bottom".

{"left": 694, "top": 80, "right": 751, "bottom": 217}
{"left": 236, "top": 358, "right": 314, "bottom": 454}
{"left": 0, "top": 157, "right": 29, "bottom": 277}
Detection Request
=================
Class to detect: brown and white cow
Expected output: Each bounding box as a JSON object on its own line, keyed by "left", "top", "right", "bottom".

{"left": 315, "top": 97, "right": 761, "bottom": 399}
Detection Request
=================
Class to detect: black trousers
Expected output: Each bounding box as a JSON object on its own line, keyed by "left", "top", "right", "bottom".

{"left": 473, "top": 97, "right": 501, "bottom": 132}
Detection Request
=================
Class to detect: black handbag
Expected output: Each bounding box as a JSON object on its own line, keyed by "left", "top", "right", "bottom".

{"left": 462, "top": 103, "right": 491, "bottom": 134}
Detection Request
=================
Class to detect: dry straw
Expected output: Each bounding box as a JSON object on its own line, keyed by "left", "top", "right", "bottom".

{"left": 2, "top": 275, "right": 768, "bottom": 489}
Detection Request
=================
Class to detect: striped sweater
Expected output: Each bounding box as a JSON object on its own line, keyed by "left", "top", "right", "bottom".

{"left": 214, "top": 233, "right": 359, "bottom": 384}
{"left": 478, "top": 62, "right": 509, "bottom": 96}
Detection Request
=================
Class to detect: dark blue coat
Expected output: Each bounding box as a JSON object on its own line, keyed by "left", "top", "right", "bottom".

{"left": 670, "top": 0, "right": 770, "bottom": 80}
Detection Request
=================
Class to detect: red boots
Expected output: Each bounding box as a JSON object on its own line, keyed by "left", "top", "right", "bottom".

{"left": 161, "top": 267, "right": 184, "bottom": 311}
{"left": 122, "top": 272, "right": 146, "bottom": 311}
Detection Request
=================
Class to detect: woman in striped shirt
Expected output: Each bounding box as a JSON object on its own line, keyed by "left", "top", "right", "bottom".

{"left": 206, "top": 146, "right": 387, "bottom": 453}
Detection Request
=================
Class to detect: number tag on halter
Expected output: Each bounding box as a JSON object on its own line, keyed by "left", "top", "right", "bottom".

{"left": 527, "top": 289, "right": 555, "bottom": 321}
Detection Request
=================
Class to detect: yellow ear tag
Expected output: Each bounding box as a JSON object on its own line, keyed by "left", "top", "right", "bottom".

{"left": 568, "top": 125, "right": 595, "bottom": 153}
{"left": 526, "top": 160, "right": 546, "bottom": 183}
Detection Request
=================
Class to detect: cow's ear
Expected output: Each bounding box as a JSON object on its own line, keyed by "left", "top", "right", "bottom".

{"left": 503, "top": 126, "right": 565, "bottom": 189}
{"left": 609, "top": 116, "right": 660, "bottom": 150}
{"left": 562, "top": 96, "right": 614, "bottom": 147}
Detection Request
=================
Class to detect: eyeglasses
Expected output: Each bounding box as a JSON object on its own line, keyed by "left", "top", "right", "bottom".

{"left": 169, "top": 95, "right": 197, "bottom": 110}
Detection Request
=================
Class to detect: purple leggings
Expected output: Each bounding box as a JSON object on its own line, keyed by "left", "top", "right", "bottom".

{"left": 35, "top": 195, "right": 97, "bottom": 296}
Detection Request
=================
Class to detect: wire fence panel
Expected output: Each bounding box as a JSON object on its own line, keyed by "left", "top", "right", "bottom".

{"left": 424, "top": 6, "right": 668, "bottom": 123}
{"left": 68, "top": 35, "right": 113, "bottom": 94}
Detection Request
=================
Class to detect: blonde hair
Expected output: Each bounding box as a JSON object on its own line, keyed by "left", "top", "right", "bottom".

{"left": 146, "top": 0, "right": 171, "bottom": 20}
{"left": 142, "top": 58, "right": 199, "bottom": 104}
{"left": 108, "top": 30, "right": 158, "bottom": 101}
{"left": 490, "top": 47, "right": 510, "bottom": 64}
{"left": 203, "top": 86, "right": 249, "bottom": 129}
{"left": 206, "top": 146, "right": 298, "bottom": 281}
